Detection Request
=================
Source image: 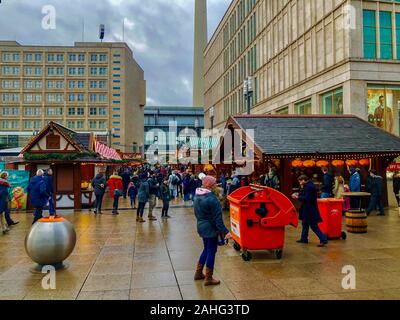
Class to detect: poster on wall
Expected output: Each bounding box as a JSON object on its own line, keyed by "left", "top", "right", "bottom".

{"left": 367, "top": 86, "right": 400, "bottom": 135}
{"left": 7, "top": 170, "right": 30, "bottom": 210}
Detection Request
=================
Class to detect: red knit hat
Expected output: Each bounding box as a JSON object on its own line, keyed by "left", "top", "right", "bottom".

{"left": 202, "top": 176, "right": 217, "bottom": 189}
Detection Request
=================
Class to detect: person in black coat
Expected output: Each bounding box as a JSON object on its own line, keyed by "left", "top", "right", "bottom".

{"left": 393, "top": 172, "right": 400, "bottom": 206}
{"left": 120, "top": 170, "right": 131, "bottom": 199}
{"left": 293, "top": 175, "right": 328, "bottom": 247}
{"left": 366, "top": 170, "right": 385, "bottom": 216}
{"left": 320, "top": 167, "right": 333, "bottom": 198}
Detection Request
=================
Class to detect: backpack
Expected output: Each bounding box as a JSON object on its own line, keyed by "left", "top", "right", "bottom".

{"left": 171, "top": 176, "right": 179, "bottom": 186}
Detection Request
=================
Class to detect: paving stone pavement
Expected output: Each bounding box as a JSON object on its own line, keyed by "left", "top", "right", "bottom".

{"left": 1, "top": 197, "right": 400, "bottom": 300}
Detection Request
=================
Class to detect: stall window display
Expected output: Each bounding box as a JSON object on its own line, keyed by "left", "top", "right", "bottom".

{"left": 367, "top": 85, "right": 400, "bottom": 135}
{"left": 321, "top": 88, "right": 343, "bottom": 115}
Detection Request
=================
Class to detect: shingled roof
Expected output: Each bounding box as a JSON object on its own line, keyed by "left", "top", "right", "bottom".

{"left": 229, "top": 115, "right": 400, "bottom": 159}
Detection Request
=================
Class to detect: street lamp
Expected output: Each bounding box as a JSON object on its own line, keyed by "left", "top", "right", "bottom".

{"left": 243, "top": 76, "right": 254, "bottom": 115}
{"left": 209, "top": 106, "right": 215, "bottom": 130}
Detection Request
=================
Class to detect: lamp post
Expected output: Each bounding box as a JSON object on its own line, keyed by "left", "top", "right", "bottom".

{"left": 209, "top": 107, "right": 215, "bottom": 164}
{"left": 243, "top": 76, "right": 254, "bottom": 115}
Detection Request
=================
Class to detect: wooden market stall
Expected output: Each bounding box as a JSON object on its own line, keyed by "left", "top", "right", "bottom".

{"left": 8, "top": 121, "right": 139, "bottom": 210}
{"left": 216, "top": 115, "right": 400, "bottom": 207}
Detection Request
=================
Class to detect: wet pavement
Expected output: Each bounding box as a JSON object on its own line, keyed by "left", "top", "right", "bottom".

{"left": 1, "top": 197, "right": 400, "bottom": 300}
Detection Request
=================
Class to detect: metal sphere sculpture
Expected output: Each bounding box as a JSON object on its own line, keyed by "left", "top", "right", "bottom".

{"left": 25, "top": 216, "right": 77, "bottom": 270}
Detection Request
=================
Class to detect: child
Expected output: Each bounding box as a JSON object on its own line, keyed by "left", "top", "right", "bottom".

{"left": 127, "top": 181, "right": 138, "bottom": 209}
{"left": 160, "top": 179, "right": 171, "bottom": 219}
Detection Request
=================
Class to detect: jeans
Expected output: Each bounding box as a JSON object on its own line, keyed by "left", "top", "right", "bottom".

{"left": 301, "top": 223, "right": 328, "bottom": 244}
{"left": 148, "top": 195, "right": 157, "bottom": 217}
{"left": 184, "top": 193, "right": 191, "bottom": 202}
{"left": 367, "top": 196, "right": 384, "bottom": 215}
{"left": 321, "top": 193, "right": 331, "bottom": 199}
{"left": 169, "top": 188, "right": 177, "bottom": 199}
{"left": 33, "top": 207, "right": 43, "bottom": 224}
{"left": 94, "top": 193, "right": 104, "bottom": 212}
{"left": 198, "top": 237, "right": 219, "bottom": 270}
{"left": 162, "top": 201, "right": 170, "bottom": 217}
{"left": 130, "top": 195, "right": 137, "bottom": 207}
{"left": 123, "top": 184, "right": 129, "bottom": 199}
{"left": 4, "top": 208, "right": 14, "bottom": 225}
{"left": 137, "top": 202, "right": 146, "bottom": 217}
{"left": 113, "top": 196, "right": 120, "bottom": 212}
{"left": 48, "top": 194, "right": 56, "bottom": 216}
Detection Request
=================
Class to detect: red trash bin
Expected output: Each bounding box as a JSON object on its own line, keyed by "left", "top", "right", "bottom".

{"left": 317, "top": 199, "right": 347, "bottom": 240}
{"left": 227, "top": 185, "right": 298, "bottom": 261}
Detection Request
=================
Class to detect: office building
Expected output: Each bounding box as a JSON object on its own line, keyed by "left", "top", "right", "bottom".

{"left": 204, "top": 0, "right": 400, "bottom": 137}
{"left": 0, "top": 41, "right": 146, "bottom": 153}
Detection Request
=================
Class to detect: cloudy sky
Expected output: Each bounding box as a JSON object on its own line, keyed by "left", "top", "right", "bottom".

{"left": 0, "top": 0, "right": 230, "bottom": 106}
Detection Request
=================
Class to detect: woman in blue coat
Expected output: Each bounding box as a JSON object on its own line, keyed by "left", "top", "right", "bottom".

{"left": 293, "top": 175, "right": 328, "bottom": 247}
{"left": 193, "top": 176, "right": 232, "bottom": 286}
{"left": 27, "top": 170, "right": 49, "bottom": 224}
{"left": 0, "top": 171, "right": 11, "bottom": 234}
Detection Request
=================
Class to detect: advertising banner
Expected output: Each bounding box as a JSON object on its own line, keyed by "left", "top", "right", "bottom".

{"left": 7, "top": 170, "right": 30, "bottom": 210}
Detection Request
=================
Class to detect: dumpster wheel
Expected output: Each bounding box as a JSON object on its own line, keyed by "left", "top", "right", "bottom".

{"left": 233, "top": 242, "right": 241, "bottom": 252}
{"left": 241, "top": 250, "right": 252, "bottom": 262}
{"left": 341, "top": 232, "right": 347, "bottom": 240}
{"left": 275, "top": 250, "right": 283, "bottom": 260}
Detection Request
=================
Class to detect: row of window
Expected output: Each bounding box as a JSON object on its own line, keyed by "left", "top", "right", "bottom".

{"left": 2, "top": 52, "right": 108, "bottom": 63}
{"left": 0, "top": 119, "right": 108, "bottom": 130}
{"left": 223, "top": 46, "right": 257, "bottom": 95}
{"left": 223, "top": 0, "right": 257, "bottom": 46}
{"left": 1, "top": 80, "right": 108, "bottom": 90}
{"left": 363, "top": 10, "right": 400, "bottom": 60}
{"left": 1, "top": 93, "right": 108, "bottom": 103}
{"left": 1, "top": 106, "right": 109, "bottom": 117}
{"left": 1, "top": 66, "right": 109, "bottom": 76}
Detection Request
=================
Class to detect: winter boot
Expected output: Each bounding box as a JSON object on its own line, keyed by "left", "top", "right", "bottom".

{"left": 204, "top": 268, "right": 220, "bottom": 286}
{"left": 194, "top": 263, "right": 205, "bottom": 281}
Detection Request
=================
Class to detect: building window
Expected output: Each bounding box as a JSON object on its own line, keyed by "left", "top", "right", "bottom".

{"left": 99, "top": 94, "right": 107, "bottom": 102}
{"left": 78, "top": 54, "right": 85, "bottom": 62}
{"left": 48, "top": 54, "right": 55, "bottom": 62}
{"left": 276, "top": 107, "right": 289, "bottom": 115}
{"left": 91, "top": 54, "right": 98, "bottom": 62}
{"left": 90, "top": 81, "right": 97, "bottom": 89}
{"left": 99, "top": 107, "right": 107, "bottom": 116}
{"left": 321, "top": 88, "right": 343, "bottom": 115}
{"left": 34, "top": 67, "right": 42, "bottom": 76}
{"left": 380, "top": 11, "right": 393, "bottom": 60}
{"left": 396, "top": 13, "right": 400, "bottom": 59}
{"left": 99, "top": 80, "right": 107, "bottom": 89}
{"left": 367, "top": 84, "right": 400, "bottom": 135}
{"left": 90, "top": 94, "right": 97, "bottom": 102}
{"left": 25, "top": 53, "right": 33, "bottom": 62}
{"left": 89, "top": 120, "right": 97, "bottom": 129}
{"left": 99, "top": 54, "right": 107, "bottom": 62}
{"left": 363, "top": 10, "right": 377, "bottom": 59}
{"left": 24, "top": 120, "right": 33, "bottom": 130}
{"left": 35, "top": 53, "right": 42, "bottom": 61}
{"left": 77, "top": 121, "right": 84, "bottom": 129}
{"left": 90, "top": 67, "right": 98, "bottom": 75}
{"left": 89, "top": 107, "right": 97, "bottom": 115}
{"left": 69, "top": 54, "right": 77, "bottom": 62}
{"left": 77, "top": 107, "right": 84, "bottom": 115}
{"left": 2, "top": 53, "right": 11, "bottom": 61}
{"left": 78, "top": 81, "right": 85, "bottom": 89}
{"left": 68, "top": 107, "right": 76, "bottom": 116}
{"left": 56, "top": 54, "right": 64, "bottom": 62}
{"left": 78, "top": 67, "right": 85, "bottom": 75}
{"left": 295, "top": 99, "right": 312, "bottom": 115}
{"left": 98, "top": 121, "right": 106, "bottom": 129}
{"left": 67, "top": 121, "right": 75, "bottom": 129}
{"left": 99, "top": 67, "right": 107, "bottom": 75}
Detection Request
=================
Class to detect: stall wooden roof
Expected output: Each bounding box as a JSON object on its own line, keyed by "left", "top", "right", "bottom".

{"left": 226, "top": 115, "right": 400, "bottom": 160}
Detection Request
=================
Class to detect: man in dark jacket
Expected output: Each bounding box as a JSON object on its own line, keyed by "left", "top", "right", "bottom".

{"left": 194, "top": 176, "right": 232, "bottom": 286}
{"left": 293, "top": 175, "right": 328, "bottom": 247}
{"left": 120, "top": 169, "right": 131, "bottom": 199}
{"left": 137, "top": 173, "right": 150, "bottom": 223}
{"left": 27, "top": 170, "right": 49, "bottom": 224}
{"left": 393, "top": 172, "right": 400, "bottom": 206}
{"left": 147, "top": 172, "right": 159, "bottom": 221}
{"left": 91, "top": 172, "right": 106, "bottom": 215}
{"left": 43, "top": 169, "right": 55, "bottom": 216}
{"left": 366, "top": 170, "right": 385, "bottom": 216}
{"left": 321, "top": 167, "right": 333, "bottom": 198}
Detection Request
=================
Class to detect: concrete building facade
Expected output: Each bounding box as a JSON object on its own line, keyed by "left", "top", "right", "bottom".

{"left": 204, "top": 0, "right": 400, "bottom": 137}
{"left": 0, "top": 41, "right": 146, "bottom": 153}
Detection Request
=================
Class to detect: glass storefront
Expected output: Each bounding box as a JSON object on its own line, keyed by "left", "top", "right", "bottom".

{"left": 321, "top": 88, "right": 343, "bottom": 115}
{"left": 367, "top": 84, "right": 400, "bottom": 136}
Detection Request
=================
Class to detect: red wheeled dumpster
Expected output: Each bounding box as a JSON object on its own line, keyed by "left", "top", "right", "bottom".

{"left": 317, "top": 199, "right": 347, "bottom": 240}
{"left": 227, "top": 185, "right": 298, "bottom": 261}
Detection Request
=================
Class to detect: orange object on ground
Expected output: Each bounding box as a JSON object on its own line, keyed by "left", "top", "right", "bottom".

{"left": 227, "top": 185, "right": 298, "bottom": 261}
{"left": 317, "top": 199, "right": 347, "bottom": 240}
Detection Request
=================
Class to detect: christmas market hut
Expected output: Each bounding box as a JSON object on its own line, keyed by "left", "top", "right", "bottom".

{"left": 9, "top": 121, "right": 127, "bottom": 210}
{"left": 217, "top": 115, "right": 400, "bottom": 206}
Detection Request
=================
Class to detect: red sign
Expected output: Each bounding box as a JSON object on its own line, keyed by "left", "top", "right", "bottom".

{"left": 388, "top": 163, "right": 400, "bottom": 172}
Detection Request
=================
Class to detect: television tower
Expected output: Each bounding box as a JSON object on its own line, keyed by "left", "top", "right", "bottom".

{"left": 193, "top": 0, "right": 207, "bottom": 108}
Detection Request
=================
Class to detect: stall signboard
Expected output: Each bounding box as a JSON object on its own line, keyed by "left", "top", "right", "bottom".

{"left": 7, "top": 170, "right": 30, "bottom": 210}
{"left": 0, "top": 162, "right": 5, "bottom": 171}
{"left": 388, "top": 163, "right": 400, "bottom": 172}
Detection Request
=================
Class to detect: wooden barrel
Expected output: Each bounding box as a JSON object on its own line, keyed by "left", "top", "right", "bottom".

{"left": 345, "top": 210, "right": 368, "bottom": 234}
